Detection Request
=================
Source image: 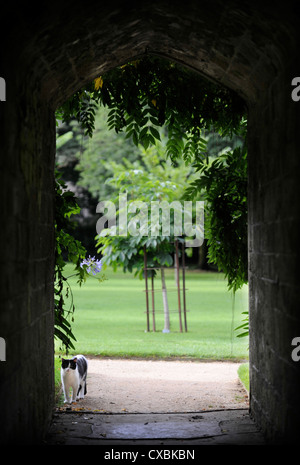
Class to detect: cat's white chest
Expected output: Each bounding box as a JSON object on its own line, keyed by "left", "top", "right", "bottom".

{"left": 62, "top": 368, "right": 78, "bottom": 386}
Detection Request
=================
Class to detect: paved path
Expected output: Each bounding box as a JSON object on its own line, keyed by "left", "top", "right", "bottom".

{"left": 58, "top": 358, "right": 250, "bottom": 413}
{"left": 45, "top": 358, "right": 266, "bottom": 446}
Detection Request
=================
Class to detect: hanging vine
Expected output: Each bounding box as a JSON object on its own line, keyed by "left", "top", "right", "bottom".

{"left": 54, "top": 170, "right": 105, "bottom": 351}
{"left": 57, "top": 56, "right": 246, "bottom": 153}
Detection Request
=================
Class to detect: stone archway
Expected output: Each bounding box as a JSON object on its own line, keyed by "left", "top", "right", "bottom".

{"left": 1, "top": 0, "right": 300, "bottom": 444}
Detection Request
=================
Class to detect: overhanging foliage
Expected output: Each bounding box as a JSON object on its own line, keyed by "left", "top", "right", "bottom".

{"left": 57, "top": 56, "right": 246, "bottom": 161}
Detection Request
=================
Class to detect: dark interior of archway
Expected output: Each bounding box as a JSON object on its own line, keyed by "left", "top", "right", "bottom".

{"left": 1, "top": 0, "right": 300, "bottom": 445}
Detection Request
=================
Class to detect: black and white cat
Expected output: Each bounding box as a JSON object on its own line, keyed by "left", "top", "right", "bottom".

{"left": 61, "top": 354, "right": 88, "bottom": 404}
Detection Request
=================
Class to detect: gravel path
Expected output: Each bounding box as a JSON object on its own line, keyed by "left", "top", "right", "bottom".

{"left": 58, "top": 358, "right": 249, "bottom": 413}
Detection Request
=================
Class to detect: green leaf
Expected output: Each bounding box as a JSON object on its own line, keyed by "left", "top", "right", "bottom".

{"left": 149, "top": 126, "right": 161, "bottom": 140}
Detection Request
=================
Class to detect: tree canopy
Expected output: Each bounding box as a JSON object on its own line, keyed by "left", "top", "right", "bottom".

{"left": 96, "top": 138, "right": 197, "bottom": 275}
{"left": 57, "top": 56, "right": 246, "bottom": 161}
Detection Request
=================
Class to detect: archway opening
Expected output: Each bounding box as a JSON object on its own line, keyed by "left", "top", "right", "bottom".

{"left": 53, "top": 55, "right": 249, "bottom": 415}
{"left": 4, "top": 1, "right": 298, "bottom": 445}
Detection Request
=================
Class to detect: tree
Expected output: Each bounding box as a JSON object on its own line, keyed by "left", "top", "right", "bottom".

{"left": 184, "top": 122, "right": 247, "bottom": 292}
{"left": 74, "top": 106, "right": 142, "bottom": 200}
{"left": 56, "top": 56, "right": 247, "bottom": 292}
{"left": 96, "top": 139, "right": 196, "bottom": 331}
{"left": 56, "top": 55, "right": 248, "bottom": 341}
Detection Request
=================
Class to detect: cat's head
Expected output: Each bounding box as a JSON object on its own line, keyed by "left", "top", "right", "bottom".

{"left": 61, "top": 357, "right": 77, "bottom": 371}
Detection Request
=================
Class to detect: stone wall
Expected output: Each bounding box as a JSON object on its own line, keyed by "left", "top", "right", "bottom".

{"left": 248, "top": 61, "right": 300, "bottom": 443}
{"left": 0, "top": 72, "right": 55, "bottom": 443}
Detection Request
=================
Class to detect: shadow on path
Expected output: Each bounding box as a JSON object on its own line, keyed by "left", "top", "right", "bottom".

{"left": 44, "top": 408, "right": 266, "bottom": 445}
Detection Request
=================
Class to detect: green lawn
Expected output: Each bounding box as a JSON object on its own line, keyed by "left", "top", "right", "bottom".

{"left": 238, "top": 362, "right": 249, "bottom": 391}
{"left": 55, "top": 264, "right": 249, "bottom": 361}
{"left": 54, "top": 355, "right": 63, "bottom": 404}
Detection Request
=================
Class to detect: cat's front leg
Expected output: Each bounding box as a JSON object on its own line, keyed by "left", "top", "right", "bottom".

{"left": 62, "top": 387, "right": 71, "bottom": 404}
{"left": 71, "top": 384, "right": 79, "bottom": 403}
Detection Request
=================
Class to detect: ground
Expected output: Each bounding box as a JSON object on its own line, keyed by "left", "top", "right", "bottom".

{"left": 57, "top": 358, "right": 249, "bottom": 413}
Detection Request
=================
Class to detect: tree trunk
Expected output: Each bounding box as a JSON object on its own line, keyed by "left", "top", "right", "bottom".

{"left": 174, "top": 252, "right": 179, "bottom": 286}
{"left": 198, "top": 240, "right": 209, "bottom": 269}
{"left": 161, "top": 267, "right": 170, "bottom": 333}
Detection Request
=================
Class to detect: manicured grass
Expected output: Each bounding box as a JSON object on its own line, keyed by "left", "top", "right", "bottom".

{"left": 55, "top": 264, "right": 249, "bottom": 361}
{"left": 54, "top": 355, "right": 63, "bottom": 405}
{"left": 238, "top": 362, "right": 249, "bottom": 391}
